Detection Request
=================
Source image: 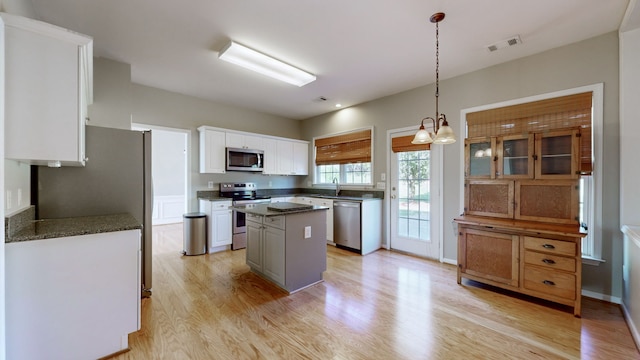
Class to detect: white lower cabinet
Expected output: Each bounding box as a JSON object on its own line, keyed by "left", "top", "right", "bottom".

{"left": 6, "top": 230, "right": 141, "bottom": 360}
{"left": 310, "top": 198, "right": 334, "bottom": 242}
{"left": 246, "top": 213, "right": 286, "bottom": 287}
{"left": 271, "top": 196, "right": 295, "bottom": 203}
{"left": 292, "top": 197, "right": 334, "bottom": 242}
{"left": 199, "top": 200, "right": 232, "bottom": 252}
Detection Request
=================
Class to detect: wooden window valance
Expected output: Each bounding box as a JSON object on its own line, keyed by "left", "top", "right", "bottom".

{"left": 466, "top": 92, "right": 593, "bottom": 174}
{"left": 391, "top": 135, "right": 431, "bottom": 153}
{"left": 315, "top": 129, "right": 372, "bottom": 165}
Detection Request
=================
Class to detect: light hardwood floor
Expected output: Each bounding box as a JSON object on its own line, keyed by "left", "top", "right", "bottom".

{"left": 113, "top": 223, "right": 639, "bottom": 359}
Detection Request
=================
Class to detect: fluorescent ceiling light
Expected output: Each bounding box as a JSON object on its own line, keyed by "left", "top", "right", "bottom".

{"left": 218, "top": 41, "right": 316, "bottom": 87}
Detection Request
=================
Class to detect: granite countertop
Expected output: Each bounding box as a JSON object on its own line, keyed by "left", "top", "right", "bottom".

{"left": 296, "top": 194, "right": 380, "bottom": 202}
{"left": 197, "top": 189, "right": 384, "bottom": 202}
{"left": 6, "top": 213, "right": 142, "bottom": 243}
{"left": 231, "top": 203, "right": 329, "bottom": 217}
{"left": 199, "top": 193, "right": 375, "bottom": 202}
{"left": 198, "top": 195, "right": 232, "bottom": 202}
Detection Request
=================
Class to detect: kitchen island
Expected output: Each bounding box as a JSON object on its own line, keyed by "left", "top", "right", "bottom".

{"left": 232, "top": 202, "right": 329, "bottom": 293}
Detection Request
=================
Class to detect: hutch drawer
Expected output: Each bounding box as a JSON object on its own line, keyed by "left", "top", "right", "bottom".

{"left": 523, "top": 266, "right": 576, "bottom": 300}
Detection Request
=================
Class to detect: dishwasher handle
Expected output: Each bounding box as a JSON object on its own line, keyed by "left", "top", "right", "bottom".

{"left": 334, "top": 201, "right": 360, "bottom": 208}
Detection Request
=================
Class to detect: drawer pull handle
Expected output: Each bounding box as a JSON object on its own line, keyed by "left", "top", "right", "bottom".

{"left": 543, "top": 280, "right": 556, "bottom": 286}
{"left": 542, "top": 244, "right": 555, "bottom": 249}
{"left": 542, "top": 259, "right": 556, "bottom": 265}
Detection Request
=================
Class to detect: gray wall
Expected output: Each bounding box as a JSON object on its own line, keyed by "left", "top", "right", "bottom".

{"left": 300, "top": 31, "right": 621, "bottom": 299}
{"left": 90, "top": 58, "right": 307, "bottom": 211}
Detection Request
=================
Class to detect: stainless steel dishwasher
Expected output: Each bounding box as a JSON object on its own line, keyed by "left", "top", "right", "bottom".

{"left": 333, "top": 201, "right": 361, "bottom": 251}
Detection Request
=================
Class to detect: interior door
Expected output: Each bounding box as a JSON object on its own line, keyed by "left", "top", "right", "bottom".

{"left": 389, "top": 130, "right": 442, "bottom": 259}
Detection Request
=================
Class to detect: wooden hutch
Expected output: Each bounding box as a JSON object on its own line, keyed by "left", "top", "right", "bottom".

{"left": 455, "top": 94, "right": 589, "bottom": 317}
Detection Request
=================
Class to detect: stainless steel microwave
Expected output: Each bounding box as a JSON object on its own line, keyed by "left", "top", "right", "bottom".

{"left": 226, "top": 147, "right": 264, "bottom": 172}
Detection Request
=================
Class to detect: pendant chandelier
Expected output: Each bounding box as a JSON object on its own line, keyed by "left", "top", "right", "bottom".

{"left": 411, "top": 12, "right": 456, "bottom": 145}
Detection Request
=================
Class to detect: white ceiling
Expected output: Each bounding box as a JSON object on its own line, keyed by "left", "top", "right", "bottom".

{"left": 27, "top": 0, "right": 632, "bottom": 120}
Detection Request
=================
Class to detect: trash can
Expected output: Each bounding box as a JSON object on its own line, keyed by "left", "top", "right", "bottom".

{"left": 183, "top": 212, "right": 207, "bottom": 256}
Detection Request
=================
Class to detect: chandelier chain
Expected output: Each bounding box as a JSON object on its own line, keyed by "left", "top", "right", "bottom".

{"left": 435, "top": 19, "right": 440, "bottom": 119}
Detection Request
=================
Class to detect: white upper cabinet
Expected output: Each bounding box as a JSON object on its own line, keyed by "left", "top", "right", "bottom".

{"left": 2, "top": 13, "right": 93, "bottom": 167}
{"left": 293, "top": 141, "right": 309, "bottom": 175}
{"left": 275, "top": 140, "right": 309, "bottom": 175}
{"left": 198, "top": 127, "right": 226, "bottom": 173}
{"left": 198, "top": 125, "right": 308, "bottom": 175}
{"left": 225, "top": 132, "right": 263, "bottom": 150}
{"left": 276, "top": 140, "right": 294, "bottom": 175}
{"left": 262, "top": 138, "right": 278, "bottom": 175}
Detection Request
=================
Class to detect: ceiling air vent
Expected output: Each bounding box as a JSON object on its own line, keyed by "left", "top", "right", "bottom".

{"left": 486, "top": 35, "right": 522, "bottom": 52}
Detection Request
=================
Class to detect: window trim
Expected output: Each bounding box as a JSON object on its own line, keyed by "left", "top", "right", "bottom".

{"left": 459, "top": 83, "right": 604, "bottom": 263}
{"left": 313, "top": 126, "right": 375, "bottom": 186}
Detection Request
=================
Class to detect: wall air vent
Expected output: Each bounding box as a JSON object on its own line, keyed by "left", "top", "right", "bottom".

{"left": 486, "top": 35, "right": 522, "bottom": 52}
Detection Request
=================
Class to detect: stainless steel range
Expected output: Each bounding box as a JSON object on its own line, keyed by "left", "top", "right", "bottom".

{"left": 219, "top": 182, "right": 271, "bottom": 250}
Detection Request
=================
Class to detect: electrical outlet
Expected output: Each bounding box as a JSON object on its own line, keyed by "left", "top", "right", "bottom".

{"left": 304, "top": 226, "right": 311, "bottom": 239}
{"left": 207, "top": 181, "right": 214, "bottom": 189}
{"left": 381, "top": 173, "right": 386, "bottom": 181}
{"left": 268, "top": 181, "right": 273, "bottom": 187}
{"left": 307, "top": 181, "right": 312, "bottom": 187}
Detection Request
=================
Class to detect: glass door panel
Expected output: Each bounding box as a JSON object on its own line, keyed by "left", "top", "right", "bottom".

{"left": 466, "top": 137, "right": 495, "bottom": 179}
{"left": 500, "top": 134, "right": 533, "bottom": 179}
{"left": 535, "top": 129, "right": 579, "bottom": 179}
{"left": 390, "top": 131, "right": 441, "bottom": 259}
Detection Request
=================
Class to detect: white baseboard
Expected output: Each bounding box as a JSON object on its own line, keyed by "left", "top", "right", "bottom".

{"left": 622, "top": 302, "right": 640, "bottom": 350}
{"left": 442, "top": 257, "right": 457, "bottom": 265}
{"left": 209, "top": 245, "right": 230, "bottom": 254}
{"left": 581, "top": 289, "right": 622, "bottom": 304}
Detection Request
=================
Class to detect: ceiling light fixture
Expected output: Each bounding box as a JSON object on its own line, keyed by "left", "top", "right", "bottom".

{"left": 412, "top": 12, "right": 456, "bottom": 145}
{"left": 218, "top": 41, "right": 316, "bottom": 87}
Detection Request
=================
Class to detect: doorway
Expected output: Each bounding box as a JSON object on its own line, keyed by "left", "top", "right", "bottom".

{"left": 388, "top": 129, "right": 442, "bottom": 259}
{"left": 132, "top": 124, "right": 189, "bottom": 225}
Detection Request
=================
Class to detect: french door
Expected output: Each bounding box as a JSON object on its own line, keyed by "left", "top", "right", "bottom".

{"left": 389, "top": 130, "right": 442, "bottom": 259}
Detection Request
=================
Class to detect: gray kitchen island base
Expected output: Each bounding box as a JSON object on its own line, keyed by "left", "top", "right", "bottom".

{"left": 237, "top": 203, "right": 328, "bottom": 294}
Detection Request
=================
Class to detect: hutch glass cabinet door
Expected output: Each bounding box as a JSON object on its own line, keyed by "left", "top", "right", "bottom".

{"left": 465, "top": 137, "right": 496, "bottom": 179}
{"left": 499, "top": 134, "right": 533, "bottom": 178}
{"left": 535, "top": 129, "right": 580, "bottom": 179}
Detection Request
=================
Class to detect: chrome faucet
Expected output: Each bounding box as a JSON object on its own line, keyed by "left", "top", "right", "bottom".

{"left": 332, "top": 178, "right": 340, "bottom": 196}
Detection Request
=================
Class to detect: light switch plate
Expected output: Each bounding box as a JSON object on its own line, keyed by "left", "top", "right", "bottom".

{"left": 6, "top": 190, "right": 12, "bottom": 210}
{"left": 381, "top": 173, "right": 386, "bottom": 181}
{"left": 207, "top": 181, "right": 214, "bottom": 189}
{"left": 376, "top": 182, "right": 386, "bottom": 189}
{"left": 304, "top": 226, "right": 311, "bottom": 238}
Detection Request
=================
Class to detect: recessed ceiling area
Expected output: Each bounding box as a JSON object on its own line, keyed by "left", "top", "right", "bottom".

{"left": 25, "top": 0, "right": 631, "bottom": 120}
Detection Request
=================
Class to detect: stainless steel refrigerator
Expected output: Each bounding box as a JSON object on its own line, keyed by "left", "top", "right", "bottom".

{"left": 37, "top": 125, "right": 153, "bottom": 297}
